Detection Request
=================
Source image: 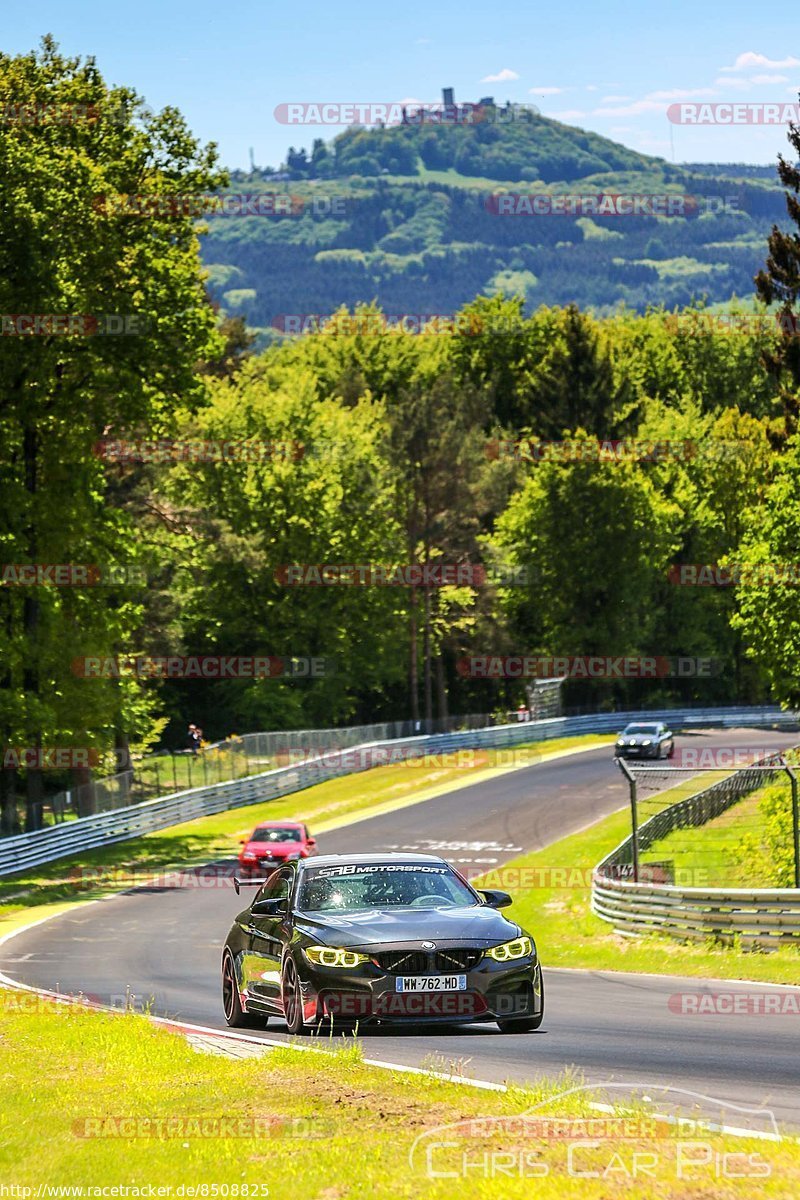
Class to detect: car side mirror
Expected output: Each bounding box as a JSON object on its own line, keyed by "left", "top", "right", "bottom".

{"left": 479, "top": 889, "right": 513, "bottom": 909}
{"left": 251, "top": 897, "right": 288, "bottom": 917}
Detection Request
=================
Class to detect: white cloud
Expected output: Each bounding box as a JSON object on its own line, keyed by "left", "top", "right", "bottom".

{"left": 750, "top": 73, "right": 789, "bottom": 84}
{"left": 714, "top": 76, "right": 751, "bottom": 89}
{"left": 602, "top": 94, "right": 632, "bottom": 103}
{"left": 585, "top": 85, "right": 598, "bottom": 92}
{"left": 593, "top": 88, "right": 715, "bottom": 117}
{"left": 528, "top": 86, "right": 565, "bottom": 95}
{"left": 787, "top": 84, "right": 800, "bottom": 94}
{"left": 720, "top": 52, "right": 800, "bottom": 72}
{"left": 645, "top": 88, "right": 717, "bottom": 100}
{"left": 480, "top": 68, "right": 519, "bottom": 83}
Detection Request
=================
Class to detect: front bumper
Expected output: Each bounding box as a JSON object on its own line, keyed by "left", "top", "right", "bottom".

{"left": 240, "top": 854, "right": 299, "bottom": 869}
{"left": 294, "top": 952, "right": 543, "bottom": 1026}
{"left": 615, "top": 744, "right": 659, "bottom": 758}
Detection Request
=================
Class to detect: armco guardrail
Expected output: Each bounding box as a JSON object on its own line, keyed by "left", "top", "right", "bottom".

{"left": 592, "top": 878, "right": 800, "bottom": 945}
{"left": 2, "top": 704, "right": 797, "bottom": 877}
{"left": 592, "top": 744, "right": 800, "bottom": 945}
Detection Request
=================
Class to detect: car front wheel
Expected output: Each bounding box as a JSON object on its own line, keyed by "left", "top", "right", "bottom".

{"left": 282, "top": 955, "right": 308, "bottom": 1036}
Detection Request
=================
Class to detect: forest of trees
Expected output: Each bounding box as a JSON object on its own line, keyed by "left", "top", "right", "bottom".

{"left": 4, "top": 41, "right": 800, "bottom": 834}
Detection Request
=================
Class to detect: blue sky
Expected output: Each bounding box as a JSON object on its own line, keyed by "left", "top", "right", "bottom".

{"left": 5, "top": 2, "right": 800, "bottom": 169}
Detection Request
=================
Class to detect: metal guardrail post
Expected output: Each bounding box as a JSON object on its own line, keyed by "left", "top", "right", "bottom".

{"left": 786, "top": 762, "right": 800, "bottom": 890}
{"left": 616, "top": 756, "right": 639, "bottom": 882}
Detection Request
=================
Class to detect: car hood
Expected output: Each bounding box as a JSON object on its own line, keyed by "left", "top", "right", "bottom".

{"left": 294, "top": 904, "right": 522, "bottom": 948}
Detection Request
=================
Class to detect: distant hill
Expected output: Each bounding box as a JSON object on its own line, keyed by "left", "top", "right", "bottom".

{"left": 200, "top": 109, "right": 787, "bottom": 338}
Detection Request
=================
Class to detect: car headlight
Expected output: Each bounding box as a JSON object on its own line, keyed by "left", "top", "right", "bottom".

{"left": 616, "top": 739, "right": 624, "bottom": 745}
{"left": 642, "top": 740, "right": 651, "bottom": 746}
{"left": 486, "top": 936, "right": 534, "bottom": 962}
{"left": 304, "top": 945, "right": 370, "bottom": 968}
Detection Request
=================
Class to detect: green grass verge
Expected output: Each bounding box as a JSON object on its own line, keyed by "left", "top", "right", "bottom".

{"left": 0, "top": 735, "right": 610, "bottom": 921}
{"left": 1, "top": 992, "right": 795, "bottom": 1196}
{"left": 478, "top": 805, "right": 800, "bottom": 985}
{"left": 637, "top": 788, "right": 764, "bottom": 888}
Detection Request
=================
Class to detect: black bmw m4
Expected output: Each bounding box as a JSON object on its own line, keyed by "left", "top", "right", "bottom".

{"left": 222, "top": 852, "right": 544, "bottom": 1034}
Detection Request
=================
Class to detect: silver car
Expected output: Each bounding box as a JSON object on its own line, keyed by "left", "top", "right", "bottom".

{"left": 614, "top": 721, "right": 674, "bottom": 759}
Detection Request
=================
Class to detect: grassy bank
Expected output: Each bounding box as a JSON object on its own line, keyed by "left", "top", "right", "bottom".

{"left": 0, "top": 990, "right": 795, "bottom": 1197}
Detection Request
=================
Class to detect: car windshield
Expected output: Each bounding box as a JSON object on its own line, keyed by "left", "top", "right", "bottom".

{"left": 623, "top": 724, "right": 659, "bottom": 735}
{"left": 297, "top": 864, "right": 476, "bottom": 911}
{"left": 251, "top": 827, "right": 302, "bottom": 842}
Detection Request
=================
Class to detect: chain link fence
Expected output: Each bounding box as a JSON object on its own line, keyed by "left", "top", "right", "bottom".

{"left": 6, "top": 713, "right": 497, "bottom": 833}
{"left": 613, "top": 748, "right": 800, "bottom": 889}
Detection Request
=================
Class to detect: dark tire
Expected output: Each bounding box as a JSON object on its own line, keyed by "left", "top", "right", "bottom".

{"left": 222, "top": 949, "right": 268, "bottom": 1029}
{"left": 668, "top": 741, "right": 675, "bottom": 758}
{"left": 281, "top": 954, "right": 308, "bottom": 1036}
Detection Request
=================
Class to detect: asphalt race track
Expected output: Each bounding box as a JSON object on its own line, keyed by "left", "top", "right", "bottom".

{"left": 4, "top": 728, "right": 800, "bottom": 1131}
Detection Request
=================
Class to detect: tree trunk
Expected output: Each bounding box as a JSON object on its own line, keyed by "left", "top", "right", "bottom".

{"left": 25, "top": 739, "right": 44, "bottom": 832}
{"left": 114, "top": 728, "right": 131, "bottom": 774}
{"left": 409, "top": 594, "right": 419, "bottom": 724}
{"left": 423, "top": 584, "right": 433, "bottom": 729}
{"left": 0, "top": 770, "right": 21, "bottom": 837}
{"left": 70, "top": 765, "right": 94, "bottom": 817}
{"left": 22, "top": 424, "right": 43, "bottom": 831}
{"left": 436, "top": 652, "right": 448, "bottom": 722}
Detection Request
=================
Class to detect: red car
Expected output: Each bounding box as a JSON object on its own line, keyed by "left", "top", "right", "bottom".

{"left": 238, "top": 821, "right": 317, "bottom": 873}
